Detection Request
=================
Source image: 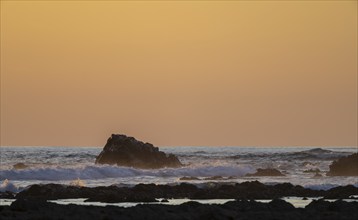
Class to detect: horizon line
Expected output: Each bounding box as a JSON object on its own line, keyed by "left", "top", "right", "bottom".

{"left": 1, "top": 145, "right": 357, "bottom": 148}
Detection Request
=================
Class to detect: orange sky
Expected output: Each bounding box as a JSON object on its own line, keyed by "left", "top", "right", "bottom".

{"left": 1, "top": 1, "right": 357, "bottom": 147}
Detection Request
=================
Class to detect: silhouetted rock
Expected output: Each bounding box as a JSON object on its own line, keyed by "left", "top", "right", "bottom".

{"left": 203, "top": 176, "right": 225, "bottom": 180}
{"left": 179, "top": 176, "right": 200, "bottom": 181}
{"left": 323, "top": 185, "right": 358, "bottom": 199}
{"left": 302, "top": 148, "right": 332, "bottom": 154}
{"left": 327, "top": 153, "right": 358, "bottom": 176}
{"left": 0, "top": 191, "right": 15, "bottom": 199}
{"left": 13, "top": 163, "right": 28, "bottom": 170}
{"left": 2, "top": 199, "right": 358, "bottom": 220}
{"left": 95, "top": 134, "right": 182, "bottom": 169}
{"left": 15, "top": 181, "right": 358, "bottom": 203}
{"left": 245, "top": 168, "right": 285, "bottom": 177}
{"left": 269, "top": 198, "right": 295, "bottom": 211}
{"left": 10, "top": 198, "right": 49, "bottom": 212}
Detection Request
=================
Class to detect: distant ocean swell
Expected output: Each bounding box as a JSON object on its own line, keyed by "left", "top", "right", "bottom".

{"left": 0, "top": 165, "right": 255, "bottom": 181}
{"left": 1, "top": 147, "right": 357, "bottom": 193}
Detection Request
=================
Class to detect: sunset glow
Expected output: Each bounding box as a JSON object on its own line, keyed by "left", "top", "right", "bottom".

{"left": 1, "top": 1, "right": 357, "bottom": 147}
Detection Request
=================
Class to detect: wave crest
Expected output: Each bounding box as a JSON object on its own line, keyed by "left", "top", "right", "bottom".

{"left": 0, "top": 165, "right": 254, "bottom": 181}
{"left": 0, "top": 179, "right": 18, "bottom": 192}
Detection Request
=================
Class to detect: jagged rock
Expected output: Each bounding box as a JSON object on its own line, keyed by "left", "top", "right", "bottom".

{"left": 13, "top": 163, "right": 28, "bottom": 170}
{"left": 17, "top": 181, "right": 358, "bottom": 203}
{"left": 323, "top": 185, "right": 358, "bottom": 199}
{"left": 327, "top": 153, "right": 358, "bottom": 176}
{"left": 2, "top": 199, "right": 358, "bottom": 220}
{"left": 245, "top": 168, "right": 285, "bottom": 177}
{"left": 95, "top": 134, "right": 182, "bottom": 169}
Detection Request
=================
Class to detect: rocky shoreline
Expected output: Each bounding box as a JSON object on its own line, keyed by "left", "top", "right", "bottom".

{"left": 1, "top": 181, "right": 357, "bottom": 203}
{"left": 1, "top": 198, "right": 358, "bottom": 220}
{"left": 1, "top": 141, "right": 357, "bottom": 219}
{"left": 1, "top": 181, "right": 358, "bottom": 219}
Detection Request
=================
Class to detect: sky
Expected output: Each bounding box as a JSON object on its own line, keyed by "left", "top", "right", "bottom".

{"left": 1, "top": 1, "right": 357, "bottom": 147}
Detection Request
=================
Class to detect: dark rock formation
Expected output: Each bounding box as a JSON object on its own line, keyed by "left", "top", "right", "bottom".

{"left": 302, "top": 148, "right": 333, "bottom": 154}
{"left": 0, "top": 191, "right": 15, "bottom": 199}
{"left": 95, "top": 134, "right": 182, "bottom": 169}
{"left": 179, "top": 176, "right": 200, "bottom": 181}
{"left": 179, "top": 176, "right": 237, "bottom": 181}
{"left": 15, "top": 181, "right": 358, "bottom": 203}
{"left": 2, "top": 199, "right": 358, "bottom": 220}
{"left": 323, "top": 185, "right": 358, "bottom": 199}
{"left": 13, "top": 163, "right": 28, "bottom": 170}
{"left": 245, "top": 168, "right": 285, "bottom": 177}
{"left": 203, "top": 176, "right": 225, "bottom": 180}
{"left": 327, "top": 153, "right": 358, "bottom": 176}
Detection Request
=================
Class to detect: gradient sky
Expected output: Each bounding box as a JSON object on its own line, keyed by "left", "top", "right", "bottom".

{"left": 1, "top": 1, "right": 357, "bottom": 147}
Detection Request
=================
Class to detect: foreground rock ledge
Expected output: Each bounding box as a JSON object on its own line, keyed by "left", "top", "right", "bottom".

{"left": 2, "top": 199, "right": 358, "bottom": 220}
{"left": 14, "top": 181, "right": 358, "bottom": 202}
{"left": 95, "top": 134, "right": 182, "bottom": 169}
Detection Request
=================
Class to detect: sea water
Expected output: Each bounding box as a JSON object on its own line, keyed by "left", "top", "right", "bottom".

{"left": 0, "top": 146, "right": 357, "bottom": 193}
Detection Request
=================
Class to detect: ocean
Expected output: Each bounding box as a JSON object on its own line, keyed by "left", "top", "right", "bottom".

{"left": 1, "top": 146, "right": 357, "bottom": 193}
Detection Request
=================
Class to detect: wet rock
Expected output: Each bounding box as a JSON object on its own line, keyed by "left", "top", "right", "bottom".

{"left": 16, "top": 184, "right": 78, "bottom": 200}
{"left": 15, "top": 182, "right": 358, "bottom": 203}
{"left": 269, "top": 199, "right": 295, "bottom": 211}
{"left": 2, "top": 199, "right": 358, "bottom": 220}
{"left": 13, "top": 163, "right": 28, "bottom": 170}
{"left": 179, "top": 176, "right": 200, "bottom": 181}
{"left": 324, "top": 185, "right": 358, "bottom": 199}
{"left": 327, "top": 153, "right": 358, "bottom": 176}
{"left": 95, "top": 134, "right": 182, "bottom": 169}
{"left": 203, "top": 176, "right": 225, "bottom": 180}
{"left": 245, "top": 168, "right": 285, "bottom": 177}
{"left": 313, "top": 173, "right": 322, "bottom": 178}
{"left": 10, "top": 198, "right": 49, "bottom": 212}
{"left": 0, "top": 191, "right": 15, "bottom": 199}
{"left": 302, "top": 148, "right": 332, "bottom": 154}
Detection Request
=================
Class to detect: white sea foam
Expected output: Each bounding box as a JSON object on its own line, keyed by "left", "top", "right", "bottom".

{"left": 0, "top": 179, "right": 18, "bottom": 192}
{"left": 0, "top": 165, "right": 254, "bottom": 181}
{"left": 70, "top": 178, "right": 86, "bottom": 187}
{"left": 1, "top": 146, "right": 357, "bottom": 190}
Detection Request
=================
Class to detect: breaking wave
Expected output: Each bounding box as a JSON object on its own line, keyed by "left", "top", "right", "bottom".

{"left": 0, "top": 165, "right": 254, "bottom": 181}
{"left": 234, "top": 148, "right": 352, "bottom": 161}
{"left": 0, "top": 179, "right": 18, "bottom": 192}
